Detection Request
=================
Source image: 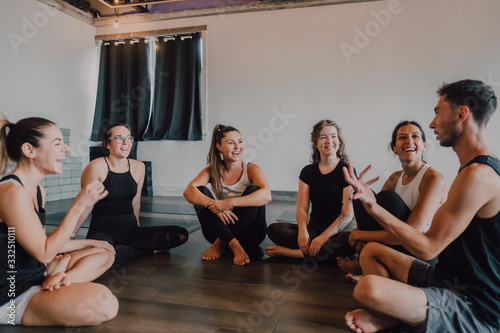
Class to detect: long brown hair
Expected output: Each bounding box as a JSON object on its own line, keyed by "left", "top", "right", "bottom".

{"left": 310, "top": 119, "right": 348, "bottom": 163}
{"left": 207, "top": 124, "right": 240, "bottom": 198}
{"left": 0, "top": 117, "right": 56, "bottom": 175}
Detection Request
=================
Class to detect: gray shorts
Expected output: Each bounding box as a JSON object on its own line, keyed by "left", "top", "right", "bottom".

{"left": 408, "top": 259, "right": 498, "bottom": 333}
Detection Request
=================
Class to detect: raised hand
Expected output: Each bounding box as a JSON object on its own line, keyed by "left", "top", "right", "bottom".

{"left": 74, "top": 180, "right": 108, "bottom": 210}
{"left": 342, "top": 161, "right": 379, "bottom": 209}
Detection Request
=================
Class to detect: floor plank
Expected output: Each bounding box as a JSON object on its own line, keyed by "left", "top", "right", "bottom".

{"left": 9, "top": 197, "right": 357, "bottom": 333}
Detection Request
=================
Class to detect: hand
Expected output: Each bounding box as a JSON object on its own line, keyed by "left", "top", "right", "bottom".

{"left": 342, "top": 161, "right": 379, "bottom": 210}
{"left": 216, "top": 210, "right": 238, "bottom": 225}
{"left": 297, "top": 230, "right": 310, "bottom": 255}
{"left": 88, "top": 240, "right": 115, "bottom": 254}
{"left": 355, "top": 241, "right": 366, "bottom": 254}
{"left": 74, "top": 180, "right": 108, "bottom": 210}
{"left": 348, "top": 229, "right": 361, "bottom": 247}
{"left": 309, "top": 234, "right": 329, "bottom": 256}
{"left": 208, "top": 199, "right": 234, "bottom": 214}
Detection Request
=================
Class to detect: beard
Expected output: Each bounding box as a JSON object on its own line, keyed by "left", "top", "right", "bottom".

{"left": 438, "top": 122, "right": 461, "bottom": 147}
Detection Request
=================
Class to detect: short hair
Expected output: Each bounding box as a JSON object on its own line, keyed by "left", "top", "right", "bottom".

{"left": 437, "top": 79, "right": 497, "bottom": 127}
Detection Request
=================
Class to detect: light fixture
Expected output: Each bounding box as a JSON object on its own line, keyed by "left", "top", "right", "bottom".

{"left": 114, "top": 8, "right": 119, "bottom": 28}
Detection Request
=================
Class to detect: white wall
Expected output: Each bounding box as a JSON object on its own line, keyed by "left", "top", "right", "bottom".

{"left": 2, "top": 0, "right": 500, "bottom": 195}
{"left": 0, "top": 0, "right": 97, "bottom": 163}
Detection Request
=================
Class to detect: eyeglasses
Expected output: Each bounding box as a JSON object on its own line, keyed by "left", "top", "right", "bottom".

{"left": 110, "top": 136, "right": 134, "bottom": 143}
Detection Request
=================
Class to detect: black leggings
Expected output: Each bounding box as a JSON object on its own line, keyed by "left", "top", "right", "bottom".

{"left": 354, "top": 190, "right": 438, "bottom": 262}
{"left": 194, "top": 185, "right": 267, "bottom": 248}
{"left": 267, "top": 218, "right": 355, "bottom": 263}
{"left": 87, "top": 214, "right": 189, "bottom": 267}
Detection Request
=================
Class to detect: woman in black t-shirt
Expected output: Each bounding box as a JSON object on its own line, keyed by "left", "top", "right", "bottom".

{"left": 266, "top": 120, "right": 355, "bottom": 262}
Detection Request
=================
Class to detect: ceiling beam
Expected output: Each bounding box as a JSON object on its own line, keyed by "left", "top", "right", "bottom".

{"left": 133, "top": 5, "right": 150, "bottom": 13}
{"left": 93, "top": 0, "right": 384, "bottom": 27}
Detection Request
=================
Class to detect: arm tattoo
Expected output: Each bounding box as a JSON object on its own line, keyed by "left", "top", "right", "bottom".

{"left": 337, "top": 212, "right": 353, "bottom": 232}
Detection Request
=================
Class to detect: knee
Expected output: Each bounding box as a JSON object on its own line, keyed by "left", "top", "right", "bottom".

{"left": 103, "top": 250, "right": 115, "bottom": 269}
{"left": 359, "top": 242, "right": 383, "bottom": 265}
{"left": 196, "top": 185, "right": 213, "bottom": 197}
{"left": 266, "top": 223, "right": 280, "bottom": 238}
{"left": 353, "top": 275, "right": 383, "bottom": 305}
{"left": 91, "top": 285, "right": 119, "bottom": 324}
{"left": 376, "top": 190, "right": 403, "bottom": 209}
{"left": 242, "top": 184, "right": 260, "bottom": 196}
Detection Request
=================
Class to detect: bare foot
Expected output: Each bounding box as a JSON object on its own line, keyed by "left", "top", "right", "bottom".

{"left": 42, "top": 272, "right": 72, "bottom": 291}
{"left": 202, "top": 239, "right": 225, "bottom": 261}
{"left": 346, "top": 273, "right": 361, "bottom": 284}
{"left": 345, "top": 309, "right": 399, "bottom": 333}
{"left": 228, "top": 239, "right": 250, "bottom": 266}
{"left": 46, "top": 254, "right": 71, "bottom": 276}
{"left": 337, "top": 257, "right": 362, "bottom": 275}
{"left": 265, "top": 245, "right": 305, "bottom": 258}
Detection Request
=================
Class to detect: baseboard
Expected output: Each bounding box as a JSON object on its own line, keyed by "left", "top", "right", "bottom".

{"left": 153, "top": 186, "right": 298, "bottom": 201}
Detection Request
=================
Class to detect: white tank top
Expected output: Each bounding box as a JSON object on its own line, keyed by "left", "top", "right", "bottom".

{"left": 394, "top": 164, "right": 430, "bottom": 210}
{"left": 395, "top": 164, "right": 436, "bottom": 233}
{"left": 219, "top": 161, "right": 252, "bottom": 199}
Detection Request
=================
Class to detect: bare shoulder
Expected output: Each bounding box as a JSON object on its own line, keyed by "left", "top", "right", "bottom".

{"left": 247, "top": 162, "right": 265, "bottom": 178}
{"left": 459, "top": 163, "right": 500, "bottom": 188}
{"left": 85, "top": 157, "right": 108, "bottom": 173}
{"left": 247, "top": 162, "right": 261, "bottom": 172}
{"left": 130, "top": 159, "right": 145, "bottom": 172}
{"left": 382, "top": 171, "right": 402, "bottom": 191}
{"left": 0, "top": 182, "right": 30, "bottom": 215}
{"left": 421, "top": 166, "right": 446, "bottom": 187}
{"left": 82, "top": 157, "right": 108, "bottom": 183}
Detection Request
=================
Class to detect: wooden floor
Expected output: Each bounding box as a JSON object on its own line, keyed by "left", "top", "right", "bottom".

{"left": 7, "top": 197, "right": 360, "bottom": 333}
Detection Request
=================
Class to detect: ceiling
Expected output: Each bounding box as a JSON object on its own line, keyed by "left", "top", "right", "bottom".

{"left": 41, "top": 0, "right": 383, "bottom": 27}
{"left": 89, "top": 0, "right": 259, "bottom": 18}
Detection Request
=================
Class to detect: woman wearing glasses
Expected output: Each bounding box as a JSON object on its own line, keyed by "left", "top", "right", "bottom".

{"left": 79, "top": 123, "right": 189, "bottom": 267}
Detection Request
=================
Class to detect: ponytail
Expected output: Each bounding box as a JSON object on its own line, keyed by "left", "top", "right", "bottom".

{"left": 206, "top": 124, "right": 240, "bottom": 198}
{"left": 0, "top": 117, "right": 56, "bottom": 175}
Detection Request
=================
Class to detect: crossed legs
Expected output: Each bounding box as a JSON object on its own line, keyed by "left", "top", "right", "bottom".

{"left": 346, "top": 242, "right": 428, "bottom": 332}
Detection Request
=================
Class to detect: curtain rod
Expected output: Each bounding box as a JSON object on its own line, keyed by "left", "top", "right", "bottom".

{"left": 95, "top": 25, "right": 206, "bottom": 43}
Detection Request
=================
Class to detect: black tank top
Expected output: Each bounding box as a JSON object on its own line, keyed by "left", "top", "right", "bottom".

{"left": 0, "top": 175, "right": 46, "bottom": 306}
{"left": 91, "top": 157, "right": 137, "bottom": 216}
{"left": 435, "top": 155, "right": 500, "bottom": 328}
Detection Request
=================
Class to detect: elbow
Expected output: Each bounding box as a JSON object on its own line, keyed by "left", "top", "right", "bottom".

{"left": 183, "top": 187, "right": 192, "bottom": 203}
{"left": 417, "top": 249, "right": 438, "bottom": 262}
{"left": 263, "top": 190, "right": 272, "bottom": 204}
{"left": 258, "top": 187, "right": 272, "bottom": 205}
{"left": 38, "top": 254, "right": 54, "bottom": 265}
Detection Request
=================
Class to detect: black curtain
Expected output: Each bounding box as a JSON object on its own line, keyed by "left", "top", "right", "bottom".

{"left": 91, "top": 38, "right": 151, "bottom": 141}
{"left": 144, "top": 32, "right": 202, "bottom": 140}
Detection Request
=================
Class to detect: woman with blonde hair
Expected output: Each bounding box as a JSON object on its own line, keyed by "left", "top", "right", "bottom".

{"left": 184, "top": 124, "right": 272, "bottom": 265}
{"left": 266, "top": 120, "right": 355, "bottom": 262}
{"left": 0, "top": 117, "right": 117, "bottom": 326}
